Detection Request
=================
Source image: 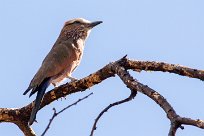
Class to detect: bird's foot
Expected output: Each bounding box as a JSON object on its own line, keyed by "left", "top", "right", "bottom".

{"left": 67, "top": 76, "right": 78, "bottom": 82}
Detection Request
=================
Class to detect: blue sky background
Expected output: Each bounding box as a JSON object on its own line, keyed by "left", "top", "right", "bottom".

{"left": 0, "top": 0, "right": 204, "bottom": 136}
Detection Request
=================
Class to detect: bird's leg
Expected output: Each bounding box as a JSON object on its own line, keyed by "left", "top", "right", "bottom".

{"left": 67, "top": 76, "right": 78, "bottom": 82}
{"left": 66, "top": 72, "right": 78, "bottom": 81}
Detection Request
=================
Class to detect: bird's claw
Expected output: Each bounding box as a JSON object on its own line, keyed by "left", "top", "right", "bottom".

{"left": 67, "top": 76, "right": 78, "bottom": 82}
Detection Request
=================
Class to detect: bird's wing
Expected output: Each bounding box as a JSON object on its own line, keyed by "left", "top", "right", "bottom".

{"left": 29, "top": 40, "right": 79, "bottom": 89}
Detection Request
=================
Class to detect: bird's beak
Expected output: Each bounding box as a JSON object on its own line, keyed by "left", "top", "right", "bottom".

{"left": 88, "top": 21, "right": 103, "bottom": 28}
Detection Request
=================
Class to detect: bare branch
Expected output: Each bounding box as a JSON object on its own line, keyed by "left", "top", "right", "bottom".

{"left": 0, "top": 56, "right": 204, "bottom": 135}
{"left": 16, "top": 122, "right": 36, "bottom": 136}
{"left": 90, "top": 90, "right": 136, "bottom": 136}
{"left": 119, "top": 58, "right": 204, "bottom": 81}
{"left": 41, "top": 108, "right": 56, "bottom": 136}
{"left": 168, "top": 120, "right": 183, "bottom": 136}
{"left": 111, "top": 63, "right": 204, "bottom": 135}
{"left": 177, "top": 117, "right": 204, "bottom": 128}
{"left": 41, "top": 93, "right": 93, "bottom": 136}
{"left": 113, "top": 64, "right": 178, "bottom": 119}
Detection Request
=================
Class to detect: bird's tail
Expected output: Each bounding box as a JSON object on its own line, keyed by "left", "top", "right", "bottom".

{"left": 29, "top": 78, "right": 50, "bottom": 125}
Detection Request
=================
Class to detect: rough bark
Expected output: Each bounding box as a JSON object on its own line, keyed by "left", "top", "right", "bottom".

{"left": 0, "top": 56, "right": 203, "bottom": 136}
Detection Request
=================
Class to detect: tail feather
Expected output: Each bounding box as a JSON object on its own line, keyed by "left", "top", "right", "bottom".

{"left": 23, "top": 86, "right": 32, "bottom": 95}
{"left": 28, "top": 78, "right": 50, "bottom": 125}
{"left": 29, "top": 86, "right": 38, "bottom": 97}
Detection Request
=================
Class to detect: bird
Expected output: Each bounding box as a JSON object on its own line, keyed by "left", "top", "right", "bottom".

{"left": 23, "top": 18, "right": 102, "bottom": 125}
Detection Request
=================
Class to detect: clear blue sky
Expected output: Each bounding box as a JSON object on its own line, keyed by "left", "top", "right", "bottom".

{"left": 0, "top": 0, "right": 204, "bottom": 136}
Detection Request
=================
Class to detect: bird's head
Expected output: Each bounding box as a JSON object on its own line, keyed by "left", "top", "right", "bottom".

{"left": 60, "top": 18, "right": 102, "bottom": 41}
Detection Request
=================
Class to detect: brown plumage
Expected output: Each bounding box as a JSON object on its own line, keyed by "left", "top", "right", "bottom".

{"left": 23, "top": 18, "right": 102, "bottom": 125}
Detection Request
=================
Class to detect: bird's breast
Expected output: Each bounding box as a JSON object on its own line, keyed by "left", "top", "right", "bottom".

{"left": 50, "top": 39, "right": 85, "bottom": 86}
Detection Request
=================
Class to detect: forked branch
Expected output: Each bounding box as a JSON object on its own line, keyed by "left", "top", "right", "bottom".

{"left": 0, "top": 56, "right": 203, "bottom": 136}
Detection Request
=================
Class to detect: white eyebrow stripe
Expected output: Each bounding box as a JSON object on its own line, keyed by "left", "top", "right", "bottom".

{"left": 65, "top": 18, "right": 91, "bottom": 25}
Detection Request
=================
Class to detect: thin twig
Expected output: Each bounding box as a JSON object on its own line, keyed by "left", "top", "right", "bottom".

{"left": 90, "top": 90, "right": 136, "bottom": 136}
{"left": 41, "top": 92, "right": 93, "bottom": 136}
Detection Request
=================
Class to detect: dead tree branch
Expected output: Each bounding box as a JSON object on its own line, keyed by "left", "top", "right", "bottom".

{"left": 41, "top": 92, "right": 93, "bottom": 136}
{"left": 112, "top": 63, "right": 204, "bottom": 136}
{"left": 0, "top": 56, "right": 203, "bottom": 135}
{"left": 90, "top": 88, "right": 136, "bottom": 136}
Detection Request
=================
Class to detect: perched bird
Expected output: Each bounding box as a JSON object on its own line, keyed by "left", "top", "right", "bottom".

{"left": 23, "top": 18, "right": 102, "bottom": 125}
